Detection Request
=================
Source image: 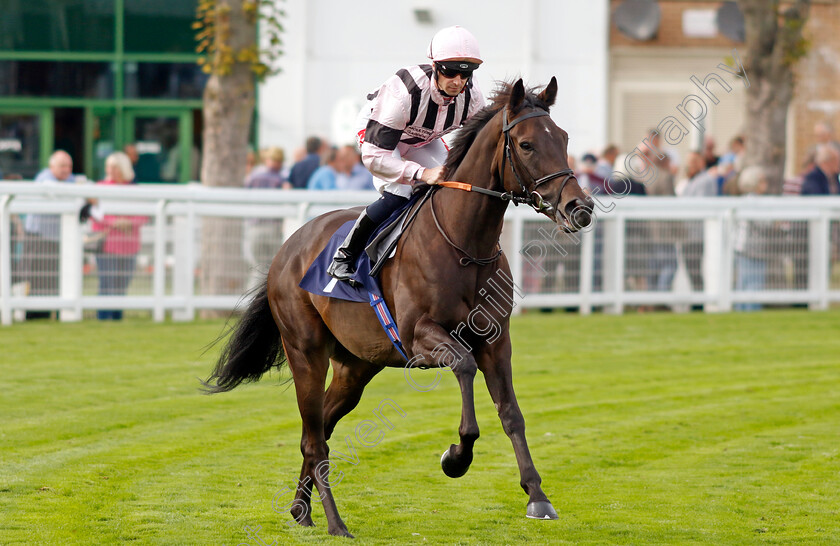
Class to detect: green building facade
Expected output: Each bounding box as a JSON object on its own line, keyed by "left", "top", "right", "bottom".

{"left": 0, "top": 0, "right": 208, "bottom": 182}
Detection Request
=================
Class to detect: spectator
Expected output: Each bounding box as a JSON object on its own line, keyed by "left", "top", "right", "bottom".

{"left": 638, "top": 133, "right": 676, "bottom": 196}
{"left": 123, "top": 144, "right": 139, "bottom": 168}
{"left": 88, "top": 152, "right": 147, "bottom": 320}
{"left": 645, "top": 129, "right": 681, "bottom": 176}
{"left": 288, "top": 136, "right": 327, "bottom": 189}
{"left": 612, "top": 154, "right": 648, "bottom": 295}
{"left": 702, "top": 135, "right": 720, "bottom": 170}
{"left": 719, "top": 135, "right": 745, "bottom": 195}
{"left": 733, "top": 166, "right": 772, "bottom": 311}
{"left": 718, "top": 135, "right": 745, "bottom": 169}
{"left": 678, "top": 152, "right": 717, "bottom": 294}
{"left": 126, "top": 142, "right": 159, "bottom": 182}
{"left": 243, "top": 146, "right": 287, "bottom": 290}
{"left": 638, "top": 138, "right": 681, "bottom": 294}
{"left": 783, "top": 150, "right": 816, "bottom": 196}
{"left": 801, "top": 144, "right": 840, "bottom": 195}
{"left": 307, "top": 147, "right": 353, "bottom": 190}
{"left": 812, "top": 120, "right": 840, "bottom": 152}
{"left": 594, "top": 144, "right": 618, "bottom": 180}
{"left": 284, "top": 147, "right": 306, "bottom": 180}
{"left": 22, "top": 150, "right": 75, "bottom": 319}
{"left": 779, "top": 151, "right": 817, "bottom": 291}
{"left": 609, "top": 154, "right": 647, "bottom": 196}
{"left": 575, "top": 153, "right": 599, "bottom": 192}
{"left": 335, "top": 145, "right": 375, "bottom": 190}
{"left": 679, "top": 152, "right": 718, "bottom": 197}
{"left": 246, "top": 147, "right": 288, "bottom": 190}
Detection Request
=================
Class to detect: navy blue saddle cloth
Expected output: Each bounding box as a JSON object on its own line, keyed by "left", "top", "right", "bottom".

{"left": 299, "top": 187, "right": 430, "bottom": 303}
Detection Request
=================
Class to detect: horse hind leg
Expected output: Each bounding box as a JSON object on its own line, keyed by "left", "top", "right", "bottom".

{"left": 323, "top": 355, "right": 383, "bottom": 441}
{"left": 285, "top": 342, "right": 353, "bottom": 537}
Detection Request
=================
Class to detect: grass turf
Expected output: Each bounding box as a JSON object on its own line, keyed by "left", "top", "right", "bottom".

{"left": 1, "top": 310, "right": 839, "bottom": 545}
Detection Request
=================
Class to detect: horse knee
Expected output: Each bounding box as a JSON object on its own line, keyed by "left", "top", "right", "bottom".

{"left": 300, "top": 437, "right": 328, "bottom": 461}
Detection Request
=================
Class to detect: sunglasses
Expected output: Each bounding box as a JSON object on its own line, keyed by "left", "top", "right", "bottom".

{"left": 435, "top": 61, "right": 479, "bottom": 79}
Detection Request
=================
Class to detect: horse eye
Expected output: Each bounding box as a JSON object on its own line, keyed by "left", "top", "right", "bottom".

{"left": 519, "top": 141, "right": 533, "bottom": 151}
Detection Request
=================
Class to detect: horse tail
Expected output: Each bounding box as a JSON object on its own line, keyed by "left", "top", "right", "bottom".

{"left": 202, "top": 283, "right": 287, "bottom": 394}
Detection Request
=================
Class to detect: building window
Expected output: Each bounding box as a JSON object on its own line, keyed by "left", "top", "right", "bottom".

{"left": 124, "top": 0, "right": 195, "bottom": 54}
{"left": 0, "top": 1, "right": 114, "bottom": 52}
{"left": 0, "top": 61, "right": 114, "bottom": 98}
{"left": 124, "top": 62, "right": 208, "bottom": 100}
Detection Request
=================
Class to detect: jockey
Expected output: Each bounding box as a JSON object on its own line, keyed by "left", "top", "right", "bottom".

{"left": 327, "top": 25, "right": 487, "bottom": 285}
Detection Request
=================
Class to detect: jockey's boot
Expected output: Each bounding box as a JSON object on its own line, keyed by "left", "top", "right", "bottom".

{"left": 327, "top": 211, "right": 377, "bottom": 286}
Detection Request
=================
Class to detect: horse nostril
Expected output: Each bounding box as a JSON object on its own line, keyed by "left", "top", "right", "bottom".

{"left": 565, "top": 198, "right": 592, "bottom": 229}
{"left": 573, "top": 208, "right": 592, "bottom": 229}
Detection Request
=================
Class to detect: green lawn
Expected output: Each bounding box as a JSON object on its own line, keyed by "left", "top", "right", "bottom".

{"left": 1, "top": 310, "right": 839, "bottom": 545}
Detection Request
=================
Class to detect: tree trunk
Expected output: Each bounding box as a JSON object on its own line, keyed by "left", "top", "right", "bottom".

{"left": 742, "top": 68, "right": 792, "bottom": 194}
{"left": 199, "top": 0, "right": 256, "bottom": 317}
{"left": 738, "top": 0, "right": 810, "bottom": 194}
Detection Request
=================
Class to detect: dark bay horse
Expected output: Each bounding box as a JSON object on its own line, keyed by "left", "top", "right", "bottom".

{"left": 205, "top": 77, "right": 594, "bottom": 537}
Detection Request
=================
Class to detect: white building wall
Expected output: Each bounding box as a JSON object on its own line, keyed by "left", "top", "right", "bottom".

{"left": 258, "top": 0, "right": 609, "bottom": 160}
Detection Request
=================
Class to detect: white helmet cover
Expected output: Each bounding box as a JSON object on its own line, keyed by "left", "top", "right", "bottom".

{"left": 427, "top": 26, "right": 483, "bottom": 64}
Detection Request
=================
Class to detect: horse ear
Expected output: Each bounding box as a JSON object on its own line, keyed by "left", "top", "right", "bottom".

{"left": 538, "top": 77, "right": 558, "bottom": 107}
{"left": 509, "top": 79, "right": 525, "bottom": 110}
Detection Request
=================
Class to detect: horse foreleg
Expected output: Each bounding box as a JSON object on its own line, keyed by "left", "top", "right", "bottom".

{"left": 286, "top": 343, "right": 353, "bottom": 538}
{"left": 411, "top": 316, "right": 479, "bottom": 478}
{"left": 478, "top": 338, "right": 558, "bottom": 520}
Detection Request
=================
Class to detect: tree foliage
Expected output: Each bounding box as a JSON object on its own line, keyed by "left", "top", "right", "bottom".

{"left": 194, "top": 0, "right": 285, "bottom": 79}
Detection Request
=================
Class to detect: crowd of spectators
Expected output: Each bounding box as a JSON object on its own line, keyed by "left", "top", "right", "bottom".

{"left": 6, "top": 120, "right": 839, "bottom": 319}
{"left": 10, "top": 148, "right": 148, "bottom": 320}
{"left": 250, "top": 136, "right": 375, "bottom": 193}
{"left": 552, "top": 119, "right": 840, "bottom": 311}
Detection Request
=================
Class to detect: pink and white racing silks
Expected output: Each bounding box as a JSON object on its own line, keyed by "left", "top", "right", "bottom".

{"left": 356, "top": 63, "right": 485, "bottom": 196}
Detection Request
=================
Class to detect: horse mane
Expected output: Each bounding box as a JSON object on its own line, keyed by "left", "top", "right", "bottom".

{"left": 444, "top": 81, "right": 551, "bottom": 176}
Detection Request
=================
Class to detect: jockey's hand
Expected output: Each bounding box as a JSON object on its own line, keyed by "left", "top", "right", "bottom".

{"left": 419, "top": 165, "right": 446, "bottom": 185}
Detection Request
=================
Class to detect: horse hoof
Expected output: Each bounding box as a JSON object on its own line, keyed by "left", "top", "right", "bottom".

{"left": 440, "top": 445, "right": 472, "bottom": 478}
{"left": 526, "top": 500, "right": 558, "bottom": 520}
{"left": 328, "top": 526, "right": 354, "bottom": 538}
{"left": 290, "top": 509, "right": 314, "bottom": 527}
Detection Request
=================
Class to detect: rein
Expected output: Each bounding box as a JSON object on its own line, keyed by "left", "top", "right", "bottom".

{"left": 428, "top": 187, "right": 503, "bottom": 266}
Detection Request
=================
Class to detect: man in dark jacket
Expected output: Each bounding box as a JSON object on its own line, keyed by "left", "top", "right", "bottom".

{"left": 288, "top": 136, "right": 327, "bottom": 189}
{"left": 801, "top": 144, "right": 840, "bottom": 195}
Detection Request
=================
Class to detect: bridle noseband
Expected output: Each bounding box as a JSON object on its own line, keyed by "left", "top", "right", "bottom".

{"left": 500, "top": 107, "right": 576, "bottom": 215}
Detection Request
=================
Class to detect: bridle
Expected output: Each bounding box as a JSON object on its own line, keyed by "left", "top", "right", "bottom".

{"left": 429, "top": 105, "right": 578, "bottom": 266}
{"left": 499, "top": 107, "right": 576, "bottom": 216}
{"left": 436, "top": 106, "right": 577, "bottom": 216}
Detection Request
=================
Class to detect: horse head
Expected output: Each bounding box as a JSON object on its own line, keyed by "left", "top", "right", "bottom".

{"left": 496, "top": 77, "right": 594, "bottom": 232}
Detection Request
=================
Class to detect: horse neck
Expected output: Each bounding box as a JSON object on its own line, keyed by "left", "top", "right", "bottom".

{"left": 437, "top": 130, "right": 508, "bottom": 256}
